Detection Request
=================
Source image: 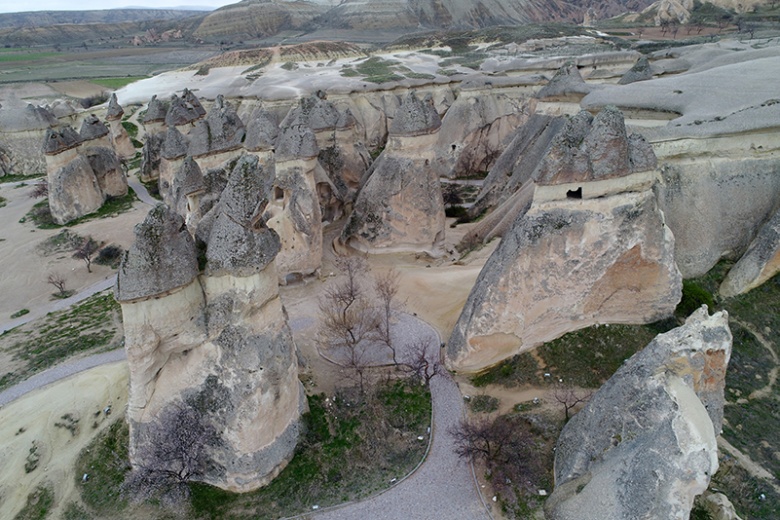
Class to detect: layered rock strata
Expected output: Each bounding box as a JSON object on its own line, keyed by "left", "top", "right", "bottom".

{"left": 546, "top": 307, "right": 731, "bottom": 520}
{"left": 340, "top": 92, "right": 445, "bottom": 255}
{"left": 447, "top": 107, "right": 680, "bottom": 372}
{"left": 115, "top": 155, "right": 304, "bottom": 492}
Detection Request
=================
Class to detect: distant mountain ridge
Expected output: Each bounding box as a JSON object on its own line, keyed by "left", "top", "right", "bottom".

{"left": 0, "top": 9, "right": 206, "bottom": 29}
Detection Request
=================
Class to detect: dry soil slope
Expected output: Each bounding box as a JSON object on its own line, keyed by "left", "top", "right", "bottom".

{"left": 193, "top": 0, "right": 328, "bottom": 39}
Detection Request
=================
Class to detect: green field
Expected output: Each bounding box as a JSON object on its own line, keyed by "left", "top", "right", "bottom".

{"left": 90, "top": 76, "right": 149, "bottom": 89}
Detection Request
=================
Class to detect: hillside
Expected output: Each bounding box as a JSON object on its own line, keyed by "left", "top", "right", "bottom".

{"left": 192, "top": 0, "right": 328, "bottom": 39}
{"left": 0, "top": 9, "right": 207, "bottom": 29}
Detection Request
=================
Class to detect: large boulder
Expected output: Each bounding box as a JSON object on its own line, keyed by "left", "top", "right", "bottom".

{"left": 47, "top": 154, "right": 106, "bottom": 225}
{"left": 84, "top": 146, "right": 128, "bottom": 198}
{"left": 0, "top": 103, "right": 58, "bottom": 176}
{"left": 546, "top": 307, "right": 731, "bottom": 520}
{"left": 720, "top": 206, "right": 780, "bottom": 297}
{"left": 536, "top": 62, "right": 591, "bottom": 100}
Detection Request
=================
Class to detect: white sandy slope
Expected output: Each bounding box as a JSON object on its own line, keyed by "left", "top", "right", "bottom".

{"left": 0, "top": 361, "right": 129, "bottom": 520}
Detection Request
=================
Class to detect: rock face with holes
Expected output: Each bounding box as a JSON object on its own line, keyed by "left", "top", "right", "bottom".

{"left": 265, "top": 119, "right": 323, "bottom": 283}
{"left": 545, "top": 307, "right": 731, "bottom": 520}
{"left": 447, "top": 107, "right": 680, "bottom": 372}
{"left": 340, "top": 92, "right": 445, "bottom": 255}
{"left": 115, "top": 155, "right": 304, "bottom": 493}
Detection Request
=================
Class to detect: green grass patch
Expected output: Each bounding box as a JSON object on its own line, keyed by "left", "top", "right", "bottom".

{"left": 469, "top": 394, "right": 500, "bottom": 413}
{"left": 25, "top": 189, "right": 138, "bottom": 229}
{"left": 121, "top": 121, "right": 138, "bottom": 139}
{"left": 0, "top": 292, "right": 121, "bottom": 392}
{"left": 75, "top": 419, "right": 131, "bottom": 515}
{"left": 0, "top": 52, "right": 59, "bottom": 63}
{"left": 90, "top": 76, "right": 148, "bottom": 89}
{"left": 0, "top": 195, "right": 6, "bottom": 208}
{"left": 13, "top": 484, "right": 54, "bottom": 520}
{"left": 0, "top": 173, "right": 44, "bottom": 184}
{"left": 471, "top": 351, "right": 541, "bottom": 388}
{"left": 10, "top": 308, "right": 29, "bottom": 319}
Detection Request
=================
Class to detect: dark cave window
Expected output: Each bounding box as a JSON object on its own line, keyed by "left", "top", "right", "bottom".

{"left": 567, "top": 187, "right": 583, "bottom": 199}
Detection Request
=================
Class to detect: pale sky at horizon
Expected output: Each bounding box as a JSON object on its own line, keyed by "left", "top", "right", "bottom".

{"left": 0, "top": 1, "right": 237, "bottom": 14}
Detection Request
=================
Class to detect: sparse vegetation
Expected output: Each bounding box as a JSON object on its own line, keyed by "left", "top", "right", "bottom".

{"left": 77, "top": 381, "right": 431, "bottom": 519}
{"left": 12, "top": 484, "right": 53, "bottom": 520}
{"left": 79, "top": 92, "right": 110, "bottom": 109}
{"left": 10, "top": 308, "right": 29, "bottom": 319}
{"left": 469, "top": 394, "right": 500, "bottom": 413}
{"left": 0, "top": 292, "right": 121, "bottom": 392}
{"left": 90, "top": 76, "right": 148, "bottom": 89}
{"left": 25, "top": 190, "right": 138, "bottom": 229}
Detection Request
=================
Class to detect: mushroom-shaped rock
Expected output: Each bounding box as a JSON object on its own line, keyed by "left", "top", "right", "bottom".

{"left": 188, "top": 95, "right": 246, "bottom": 158}
{"left": 177, "top": 156, "right": 205, "bottom": 198}
{"left": 115, "top": 204, "right": 199, "bottom": 302}
{"left": 49, "top": 100, "right": 77, "bottom": 119}
{"left": 42, "top": 127, "right": 81, "bottom": 155}
{"left": 162, "top": 126, "right": 189, "bottom": 161}
{"left": 618, "top": 56, "right": 654, "bottom": 85}
{"left": 244, "top": 107, "right": 278, "bottom": 153}
{"left": 536, "top": 62, "right": 591, "bottom": 100}
{"left": 106, "top": 93, "right": 124, "bottom": 121}
{"left": 79, "top": 114, "right": 110, "bottom": 141}
{"left": 275, "top": 123, "right": 318, "bottom": 161}
{"left": 206, "top": 155, "right": 280, "bottom": 276}
{"left": 389, "top": 92, "right": 441, "bottom": 137}
{"left": 546, "top": 308, "right": 731, "bottom": 520}
{"left": 142, "top": 95, "right": 167, "bottom": 124}
{"left": 336, "top": 107, "right": 358, "bottom": 130}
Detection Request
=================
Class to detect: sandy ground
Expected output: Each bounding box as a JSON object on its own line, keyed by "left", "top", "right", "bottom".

{"left": 0, "top": 180, "right": 148, "bottom": 322}
{"left": 0, "top": 361, "right": 129, "bottom": 520}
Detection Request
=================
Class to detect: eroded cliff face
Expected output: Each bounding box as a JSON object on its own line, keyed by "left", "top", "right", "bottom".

{"left": 115, "top": 155, "right": 304, "bottom": 493}
{"left": 546, "top": 307, "right": 732, "bottom": 520}
{"left": 447, "top": 107, "right": 679, "bottom": 372}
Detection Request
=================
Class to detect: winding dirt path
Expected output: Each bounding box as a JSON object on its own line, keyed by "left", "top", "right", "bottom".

{"left": 732, "top": 318, "right": 778, "bottom": 400}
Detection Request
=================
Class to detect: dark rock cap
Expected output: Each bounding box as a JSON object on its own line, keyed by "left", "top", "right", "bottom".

{"left": 618, "top": 56, "right": 654, "bottom": 85}
{"left": 115, "top": 204, "right": 199, "bottom": 302}
{"left": 188, "top": 95, "right": 246, "bottom": 158}
{"left": 162, "top": 126, "right": 189, "bottom": 160}
{"left": 176, "top": 156, "right": 205, "bottom": 197}
{"left": 206, "top": 154, "right": 280, "bottom": 276}
{"left": 42, "top": 126, "right": 81, "bottom": 155}
{"left": 244, "top": 107, "right": 278, "bottom": 152}
{"left": 183, "top": 88, "right": 206, "bottom": 117}
{"left": 583, "top": 105, "right": 629, "bottom": 180}
{"left": 165, "top": 93, "right": 204, "bottom": 127}
{"left": 79, "top": 114, "right": 110, "bottom": 141}
{"left": 336, "top": 108, "right": 357, "bottom": 130}
{"left": 142, "top": 95, "right": 167, "bottom": 124}
{"left": 106, "top": 94, "right": 124, "bottom": 121}
{"left": 389, "top": 92, "right": 441, "bottom": 137}
{"left": 275, "top": 123, "right": 318, "bottom": 161}
{"left": 536, "top": 62, "right": 591, "bottom": 99}
{"left": 288, "top": 95, "right": 340, "bottom": 132}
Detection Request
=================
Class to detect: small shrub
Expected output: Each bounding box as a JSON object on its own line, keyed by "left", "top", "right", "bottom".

{"left": 94, "top": 245, "right": 124, "bottom": 269}
{"left": 10, "top": 308, "right": 30, "bottom": 319}
{"left": 469, "top": 394, "right": 500, "bottom": 413}
{"left": 13, "top": 485, "right": 53, "bottom": 520}
{"left": 281, "top": 61, "right": 297, "bottom": 70}
{"left": 79, "top": 92, "right": 109, "bottom": 109}
{"left": 676, "top": 280, "right": 715, "bottom": 318}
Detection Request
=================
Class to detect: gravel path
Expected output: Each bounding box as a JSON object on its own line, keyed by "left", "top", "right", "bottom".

{"left": 313, "top": 314, "right": 492, "bottom": 520}
{"left": 0, "top": 347, "right": 126, "bottom": 407}
{"left": 0, "top": 277, "right": 116, "bottom": 335}
{"left": 127, "top": 175, "right": 158, "bottom": 206}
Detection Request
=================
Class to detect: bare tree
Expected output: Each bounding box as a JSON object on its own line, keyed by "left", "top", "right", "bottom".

{"left": 319, "top": 257, "right": 379, "bottom": 394}
{"left": 46, "top": 273, "right": 68, "bottom": 297}
{"left": 374, "top": 268, "right": 401, "bottom": 364}
{"left": 29, "top": 179, "right": 48, "bottom": 199}
{"left": 73, "top": 237, "right": 100, "bottom": 273}
{"left": 553, "top": 383, "right": 592, "bottom": 422}
{"left": 399, "top": 338, "right": 438, "bottom": 386}
{"left": 122, "top": 403, "right": 222, "bottom": 506}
